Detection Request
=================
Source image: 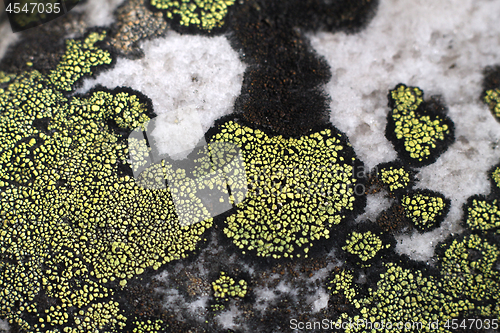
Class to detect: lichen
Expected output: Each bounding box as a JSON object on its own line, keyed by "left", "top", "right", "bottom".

{"left": 464, "top": 197, "right": 500, "bottom": 234}
{"left": 47, "top": 31, "right": 113, "bottom": 92}
{"left": 208, "top": 119, "right": 363, "bottom": 259}
{"left": 0, "top": 32, "right": 212, "bottom": 331}
{"left": 336, "top": 263, "right": 474, "bottom": 333}
{"left": 438, "top": 233, "right": 499, "bottom": 302}
{"left": 342, "top": 231, "right": 390, "bottom": 264}
{"left": 484, "top": 88, "right": 500, "bottom": 119}
{"left": 149, "top": 0, "right": 235, "bottom": 31}
{"left": 386, "top": 84, "right": 454, "bottom": 166}
{"left": 401, "top": 190, "right": 450, "bottom": 231}
{"left": 212, "top": 271, "right": 248, "bottom": 301}
{"left": 378, "top": 163, "right": 412, "bottom": 193}
{"left": 327, "top": 268, "right": 358, "bottom": 303}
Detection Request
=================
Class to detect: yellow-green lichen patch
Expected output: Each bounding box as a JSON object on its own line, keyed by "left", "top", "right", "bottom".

{"left": 386, "top": 84, "right": 454, "bottom": 167}
{"left": 327, "top": 268, "right": 358, "bottom": 303}
{"left": 377, "top": 163, "right": 413, "bottom": 193}
{"left": 0, "top": 34, "right": 213, "bottom": 331}
{"left": 48, "top": 31, "right": 113, "bottom": 92}
{"left": 401, "top": 190, "right": 450, "bottom": 231}
{"left": 336, "top": 263, "right": 474, "bottom": 333}
{"left": 342, "top": 231, "right": 390, "bottom": 265}
{"left": 212, "top": 271, "right": 248, "bottom": 301}
{"left": 490, "top": 165, "right": 500, "bottom": 193}
{"left": 209, "top": 119, "right": 362, "bottom": 259}
{"left": 438, "top": 233, "right": 499, "bottom": 302}
{"left": 484, "top": 88, "right": 500, "bottom": 120}
{"left": 464, "top": 197, "right": 500, "bottom": 234}
{"left": 132, "top": 318, "right": 165, "bottom": 333}
{"left": 149, "top": 0, "right": 235, "bottom": 31}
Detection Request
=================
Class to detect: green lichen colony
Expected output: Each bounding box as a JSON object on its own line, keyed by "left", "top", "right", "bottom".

{"left": 387, "top": 84, "right": 454, "bottom": 166}
{"left": 149, "top": 0, "right": 235, "bottom": 31}
{"left": 484, "top": 88, "right": 500, "bottom": 119}
{"left": 209, "top": 120, "right": 361, "bottom": 259}
{"left": 0, "top": 31, "right": 212, "bottom": 332}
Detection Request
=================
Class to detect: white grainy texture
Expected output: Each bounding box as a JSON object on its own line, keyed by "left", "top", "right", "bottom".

{"left": 79, "top": 0, "right": 126, "bottom": 27}
{"left": 310, "top": 0, "right": 500, "bottom": 260}
{"left": 78, "top": 32, "right": 245, "bottom": 157}
{"left": 149, "top": 105, "right": 206, "bottom": 159}
{"left": 216, "top": 303, "right": 242, "bottom": 330}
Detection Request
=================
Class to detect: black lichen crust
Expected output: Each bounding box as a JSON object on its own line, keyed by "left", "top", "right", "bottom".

{"left": 482, "top": 65, "right": 500, "bottom": 121}
{"left": 229, "top": 0, "right": 378, "bottom": 137}
{"left": 386, "top": 84, "right": 455, "bottom": 167}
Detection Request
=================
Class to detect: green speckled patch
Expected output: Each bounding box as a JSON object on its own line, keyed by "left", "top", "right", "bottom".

{"left": 484, "top": 88, "right": 500, "bottom": 120}
{"left": 438, "top": 233, "right": 499, "bottom": 302}
{"left": 379, "top": 164, "right": 412, "bottom": 193}
{"left": 386, "top": 84, "right": 454, "bottom": 167}
{"left": 0, "top": 32, "right": 212, "bottom": 331}
{"left": 342, "top": 231, "right": 390, "bottom": 264}
{"left": 209, "top": 119, "right": 363, "bottom": 259}
{"left": 336, "top": 262, "right": 475, "bottom": 332}
{"left": 464, "top": 197, "right": 500, "bottom": 234}
{"left": 212, "top": 271, "right": 248, "bottom": 301}
{"left": 149, "top": 0, "right": 235, "bottom": 31}
{"left": 401, "top": 190, "right": 449, "bottom": 231}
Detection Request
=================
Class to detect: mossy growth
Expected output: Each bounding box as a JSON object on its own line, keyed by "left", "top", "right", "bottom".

{"left": 0, "top": 31, "right": 213, "bottom": 332}
{"left": 212, "top": 271, "right": 248, "bottom": 302}
{"left": 437, "top": 233, "right": 499, "bottom": 303}
{"left": 335, "top": 262, "right": 475, "bottom": 333}
{"left": 401, "top": 190, "right": 450, "bottom": 232}
{"left": 149, "top": 0, "right": 235, "bottom": 31}
{"left": 463, "top": 196, "right": 500, "bottom": 234}
{"left": 376, "top": 162, "right": 414, "bottom": 195}
{"left": 386, "top": 84, "right": 455, "bottom": 167}
{"left": 206, "top": 118, "right": 364, "bottom": 260}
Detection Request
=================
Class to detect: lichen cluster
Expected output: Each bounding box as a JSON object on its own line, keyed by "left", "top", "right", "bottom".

{"left": 48, "top": 31, "right": 112, "bottom": 91}
{"left": 401, "top": 191, "right": 449, "bottom": 231}
{"left": 464, "top": 197, "right": 500, "bottom": 234}
{"left": 342, "top": 231, "right": 390, "bottom": 264}
{"left": 336, "top": 263, "right": 475, "bottom": 333}
{"left": 327, "top": 268, "right": 358, "bottom": 303}
{"left": 0, "top": 32, "right": 213, "bottom": 331}
{"left": 378, "top": 163, "right": 412, "bottom": 193}
{"left": 386, "top": 84, "right": 454, "bottom": 166}
{"left": 212, "top": 271, "right": 248, "bottom": 301}
{"left": 438, "top": 234, "right": 499, "bottom": 303}
{"left": 149, "top": 0, "right": 235, "bottom": 31}
{"left": 132, "top": 319, "right": 165, "bottom": 333}
{"left": 484, "top": 88, "right": 500, "bottom": 119}
{"left": 209, "top": 119, "right": 362, "bottom": 259}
